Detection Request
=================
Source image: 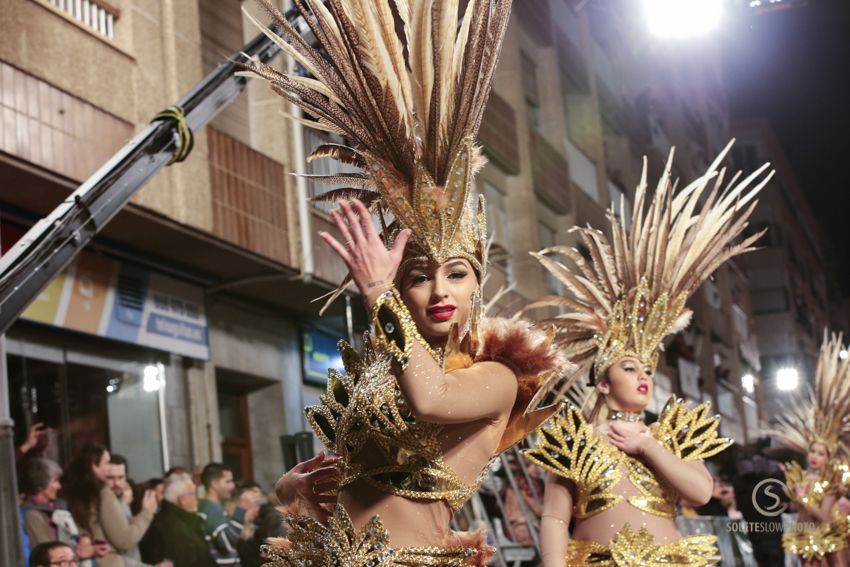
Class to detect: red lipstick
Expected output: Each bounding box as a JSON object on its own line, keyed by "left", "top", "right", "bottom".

{"left": 427, "top": 304, "right": 456, "bottom": 321}
{"left": 637, "top": 384, "right": 649, "bottom": 395}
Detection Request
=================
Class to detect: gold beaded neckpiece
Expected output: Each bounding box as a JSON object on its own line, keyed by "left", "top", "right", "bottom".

{"left": 607, "top": 409, "right": 645, "bottom": 423}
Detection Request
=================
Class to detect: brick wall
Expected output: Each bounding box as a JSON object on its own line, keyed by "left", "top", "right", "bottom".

{"left": 207, "top": 127, "right": 291, "bottom": 266}
{"left": 0, "top": 60, "right": 132, "bottom": 181}
{"left": 479, "top": 91, "right": 520, "bottom": 174}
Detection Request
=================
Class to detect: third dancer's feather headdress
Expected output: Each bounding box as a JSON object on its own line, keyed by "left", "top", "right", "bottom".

{"left": 525, "top": 143, "right": 773, "bottom": 388}
{"left": 243, "top": 0, "right": 512, "bottom": 311}
{"left": 765, "top": 331, "right": 850, "bottom": 455}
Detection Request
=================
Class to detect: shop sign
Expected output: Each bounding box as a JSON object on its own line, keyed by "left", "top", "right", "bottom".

{"left": 301, "top": 328, "right": 343, "bottom": 386}
{"left": 21, "top": 251, "right": 210, "bottom": 359}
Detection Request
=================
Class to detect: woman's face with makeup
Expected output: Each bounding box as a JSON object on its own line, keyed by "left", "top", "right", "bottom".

{"left": 399, "top": 258, "right": 479, "bottom": 342}
{"left": 597, "top": 356, "right": 654, "bottom": 413}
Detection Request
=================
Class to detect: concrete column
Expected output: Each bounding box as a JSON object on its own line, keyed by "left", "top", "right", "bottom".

{"left": 187, "top": 359, "right": 221, "bottom": 467}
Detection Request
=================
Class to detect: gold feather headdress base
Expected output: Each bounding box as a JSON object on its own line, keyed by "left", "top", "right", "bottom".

{"left": 525, "top": 141, "right": 773, "bottom": 388}
{"left": 765, "top": 331, "right": 850, "bottom": 456}
{"left": 242, "top": 0, "right": 512, "bottom": 311}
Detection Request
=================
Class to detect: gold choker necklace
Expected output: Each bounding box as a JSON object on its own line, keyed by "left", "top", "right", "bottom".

{"left": 608, "top": 409, "right": 644, "bottom": 423}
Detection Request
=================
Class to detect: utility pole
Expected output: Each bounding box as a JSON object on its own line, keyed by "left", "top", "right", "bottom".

{"left": 0, "top": 226, "right": 23, "bottom": 565}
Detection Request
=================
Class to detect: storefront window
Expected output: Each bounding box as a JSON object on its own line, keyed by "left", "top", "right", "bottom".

{"left": 8, "top": 334, "right": 166, "bottom": 481}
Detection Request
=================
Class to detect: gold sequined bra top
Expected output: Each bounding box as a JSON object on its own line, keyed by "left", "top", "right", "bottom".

{"left": 305, "top": 339, "right": 485, "bottom": 512}
{"left": 524, "top": 396, "right": 733, "bottom": 519}
{"left": 784, "top": 461, "right": 843, "bottom": 510}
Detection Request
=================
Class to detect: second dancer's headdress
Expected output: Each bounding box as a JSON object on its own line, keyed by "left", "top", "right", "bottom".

{"left": 525, "top": 143, "right": 773, "bottom": 388}
{"left": 765, "top": 331, "right": 850, "bottom": 455}
{"left": 243, "top": 0, "right": 512, "bottom": 311}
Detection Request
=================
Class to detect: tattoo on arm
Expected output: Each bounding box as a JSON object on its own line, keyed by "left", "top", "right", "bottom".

{"left": 366, "top": 280, "right": 386, "bottom": 289}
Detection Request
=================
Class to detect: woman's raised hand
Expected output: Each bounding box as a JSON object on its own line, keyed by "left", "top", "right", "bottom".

{"left": 319, "top": 199, "right": 411, "bottom": 305}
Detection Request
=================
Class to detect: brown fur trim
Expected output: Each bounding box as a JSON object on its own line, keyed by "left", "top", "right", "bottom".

{"left": 475, "top": 317, "right": 567, "bottom": 409}
{"left": 442, "top": 528, "right": 496, "bottom": 566}
{"left": 475, "top": 317, "right": 564, "bottom": 377}
{"left": 263, "top": 499, "right": 314, "bottom": 552}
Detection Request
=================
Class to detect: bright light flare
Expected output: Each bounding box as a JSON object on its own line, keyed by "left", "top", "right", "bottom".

{"left": 143, "top": 364, "right": 165, "bottom": 393}
{"left": 741, "top": 373, "right": 755, "bottom": 394}
{"left": 643, "top": 0, "right": 724, "bottom": 39}
{"left": 839, "top": 349, "right": 848, "bottom": 360}
{"left": 776, "top": 367, "right": 799, "bottom": 392}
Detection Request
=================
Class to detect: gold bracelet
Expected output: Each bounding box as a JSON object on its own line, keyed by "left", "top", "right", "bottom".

{"left": 370, "top": 286, "right": 442, "bottom": 368}
{"left": 371, "top": 286, "right": 417, "bottom": 369}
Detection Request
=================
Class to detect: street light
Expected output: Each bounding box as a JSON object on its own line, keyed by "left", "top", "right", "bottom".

{"left": 741, "top": 373, "right": 755, "bottom": 394}
{"left": 642, "top": 0, "right": 724, "bottom": 39}
{"left": 776, "top": 367, "right": 799, "bottom": 391}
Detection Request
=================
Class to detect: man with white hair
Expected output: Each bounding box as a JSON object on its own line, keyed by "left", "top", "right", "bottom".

{"left": 140, "top": 473, "right": 215, "bottom": 567}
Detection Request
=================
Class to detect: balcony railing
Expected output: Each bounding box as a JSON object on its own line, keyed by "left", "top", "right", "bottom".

{"left": 565, "top": 136, "right": 598, "bottom": 201}
{"left": 208, "top": 127, "right": 291, "bottom": 266}
{"left": 530, "top": 132, "right": 570, "bottom": 214}
{"left": 302, "top": 128, "right": 361, "bottom": 214}
{"left": 517, "top": 0, "right": 553, "bottom": 46}
{"left": 480, "top": 91, "right": 520, "bottom": 174}
{"left": 42, "top": 0, "right": 119, "bottom": 39}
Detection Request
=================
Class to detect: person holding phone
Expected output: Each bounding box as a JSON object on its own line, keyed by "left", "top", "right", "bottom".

{"left": 60, "top": 444, "right": 166, "bottom": 567}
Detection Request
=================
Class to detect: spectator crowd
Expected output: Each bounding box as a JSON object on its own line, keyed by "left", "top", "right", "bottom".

{"left": 16, "top": 423, "right": 285, "bottom": 567}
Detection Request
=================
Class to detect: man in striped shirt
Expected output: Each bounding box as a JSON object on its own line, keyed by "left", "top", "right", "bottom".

{"left": 196, "top": 464, "right": 259, "bottom": 566}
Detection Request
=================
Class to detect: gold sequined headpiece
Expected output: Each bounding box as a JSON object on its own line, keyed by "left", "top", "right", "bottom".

{"left": 525, "top": 143, "right": 773, "bottom": 390}
{"left": 243, "top": 0, "right": 510, "bottom": 310}
{"left": 766, "top": 331, "right": 850, "bottom": 455}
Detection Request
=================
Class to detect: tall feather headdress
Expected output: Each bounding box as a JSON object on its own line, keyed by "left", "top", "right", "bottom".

{"left": 765, "top": 331, "right": 850, "bottom": 455}
{"left": 242, "top": 0, "right": 512, "bottom": 310}
{"left": 524, "top": 142, "right": 773, "bottom": 390}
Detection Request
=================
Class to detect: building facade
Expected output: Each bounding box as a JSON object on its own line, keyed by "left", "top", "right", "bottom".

{"left": 0, "top": 0, "right": 360, "bottom": 489}
{"left": 733, "top": 120, "right": 848, "bottom": 420}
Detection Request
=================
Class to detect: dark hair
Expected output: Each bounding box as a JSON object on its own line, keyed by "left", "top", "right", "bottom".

{"left": 19, "top": 458, "right": 62, "bottom": 497}
{"left": 239, "top": 480, "right": 262, "bottom": 493}
{"left": 201, "top": 463, "right": 231, "bottom": 489}
{"left": 110, "top": 454, "right": 128, "bottom": 473}
{"left": 30, "top": 541, "right": 72, "bottom": 567}
{"left": 164, "top": 466, "right": 188, "bottom": 478}
{"left": 60, "top": 443, "right": 108, "bottom": 534}
{"left": 131, "top": 477, "right": 164, "bottom": 515}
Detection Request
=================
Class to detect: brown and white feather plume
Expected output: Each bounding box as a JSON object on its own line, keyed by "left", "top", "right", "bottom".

{"left": 765, "top": 331, "right": 850, "bottom": 455}
{"left": 524, "top": 142, "right": 773, "bottom": 397}
{"left": 243, "top": 0, "right": 511, "bottom": 311}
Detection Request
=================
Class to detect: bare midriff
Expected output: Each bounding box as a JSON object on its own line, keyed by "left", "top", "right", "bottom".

{"left": 571, "top": 461, "right": 682, "bottom": 545}
{"left": 340, "top": 414, "right": 508, "bottom": 548}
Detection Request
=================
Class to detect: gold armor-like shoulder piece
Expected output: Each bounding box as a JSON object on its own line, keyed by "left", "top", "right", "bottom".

{"left": 652, "top": 395, "right": 734, "bottom": 462}
{"left": 565, "top": 524, "right": 720, "bottom": 566}
{"left": 784, "top": 461, "right": 841, "bottom": 509}
{"left": 782, "top": 519, "right": 848, "bottom": 561}
{"left": 522, "top": 403, "right": 623, "bottom": 518}
{"left": 261, "top": 505, "right": 481, "bottom": 567}
{"left": 525, "top": 396, "right": 733, "bottom": 520}
{"left": 305, "top": 339, "right": 483, "bottom": 512}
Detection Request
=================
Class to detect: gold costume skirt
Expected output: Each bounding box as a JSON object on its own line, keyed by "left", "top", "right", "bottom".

{"left": 261, "top": 504, "right": 493, "bottom": 567}
{"left": 564, "top": 524, "right": 720, "bottom": 566}
{"left": 783, "top": 519, "right": 849, "bottom": 560}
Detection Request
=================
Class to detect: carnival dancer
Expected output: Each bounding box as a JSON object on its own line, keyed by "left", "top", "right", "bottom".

{"left": 522, "top": 146, "right": 773, "bottom": 566}
{"left": 242, "top": 1, "right": 568, "bottom": 564}
{"left": 765, "top": 332, "right": 850, "bottom": 567}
